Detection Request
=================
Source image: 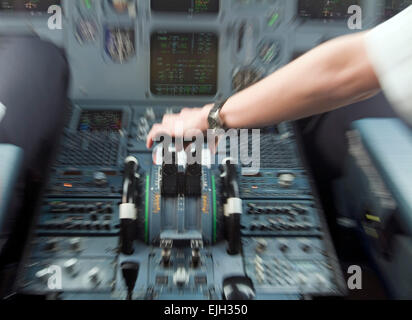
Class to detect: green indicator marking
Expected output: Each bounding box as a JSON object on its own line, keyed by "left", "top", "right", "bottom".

{"left": 268, "top": 13, "right": 279, "bottom": 27}
{"left": 264, "top": 51, "right": 275, "bottom": 62}
{"left": 145, "top": 174, "right": 150, "bottom": 243}
{"left": 85, "top": 0, "right": 92, "bottom": 9}
{"left": 211, "top": 175, "right": 217, "bottom": 243}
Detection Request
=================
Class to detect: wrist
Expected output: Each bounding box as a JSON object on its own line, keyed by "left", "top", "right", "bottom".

{"left": 201, "top": 104, "right": 214, "bottom": 131}
{"left": 218, "top": 98, "right": 231, "bottom": 129}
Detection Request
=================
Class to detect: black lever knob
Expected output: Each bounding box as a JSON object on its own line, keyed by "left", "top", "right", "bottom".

{"left": 220, "top": 158, "right": 242, "bottom": 255}
{"left": 222, "top": 276, "right": 255, "bottom": 300}
{"left": 120, "top": 156, "right": 139, "bottom": 255}
{"left": 121, "top": 262, "right": 139, "bottom": 300}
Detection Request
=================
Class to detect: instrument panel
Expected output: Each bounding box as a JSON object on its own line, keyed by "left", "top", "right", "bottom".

{"left": 1, "top": 0, "right": 411, "bottom": 301}
{"left": 151, "top": 0, "right": 220, "bottom": 14}
{"left": 1, "top": 0, "right": 405, "bottom": 100}
{"left": 298, "top": 0, "right": 361, "bottom": 20}
{"left": 150, "top": 31, "right": 219, "bottom": 96}
{"left": 0, "top": 0, "right": 61, "bottom": 12}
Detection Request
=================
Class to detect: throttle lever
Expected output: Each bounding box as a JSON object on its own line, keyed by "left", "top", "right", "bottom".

{"left": 120, "top": 156, "right": 139, "bottom": 255}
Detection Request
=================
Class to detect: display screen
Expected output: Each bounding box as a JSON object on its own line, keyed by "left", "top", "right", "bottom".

{"left": 150, "top": 32, "right": 218, "bottom": 96}
{"left": 0, "top": 0, "right": 61, "bottom": 12}
{"left": 78, "top": 111, "right": 123, "bottom": 132}
{"left": 382, "top": 0, "right": 412, "bottom": 20}
{"left": 298, "top": 0, "right": 361, "bottom": 20}
{"left": 151, "top": 0, "right": 219, "bottom": 14}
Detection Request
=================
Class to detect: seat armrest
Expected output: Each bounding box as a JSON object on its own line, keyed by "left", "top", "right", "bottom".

{"left": 0, "top": 144, "right": 23, "bottom": 246}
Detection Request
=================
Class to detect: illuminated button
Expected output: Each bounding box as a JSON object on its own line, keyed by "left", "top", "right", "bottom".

{"left": 258, "top": 40, "right": 281, "bottom": 64}
{"left": 69, "top": 238, "right": 82, "bottom": 251}
{"left": 35, "top": 268, "right": 50, "bottom": 283}
{"left": 278, "top": 173, "right": 295, "bottom": 188}
{"left": 266, "top": 10, "right": 281, "bottom": 28}
{"left": 256, "top": 270, "right": 265, "bottom": 284}
{"left": 88, "top": 267, "right": 100, "bottom": 283}
{"left": 173, "top": 267, "right": 189, "bottom": 287}
{"left": 255, "top": 262, "right": 265, "bottom": 274}
{"left": 254, "top": 256, "right": 263, "bottom": 266}
{"left": 93, "top": 171, "right": 108, "bottom": 186}
{"left": 64, "top": 258, "right": 78, "bottom": 274}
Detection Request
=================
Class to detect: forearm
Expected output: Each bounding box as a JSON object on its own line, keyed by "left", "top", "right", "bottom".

{"left": 220, "top": 32, "right": 380, "bottom": 129}
{"left": 146, "top": 32, "right": 381, "bottom": 148}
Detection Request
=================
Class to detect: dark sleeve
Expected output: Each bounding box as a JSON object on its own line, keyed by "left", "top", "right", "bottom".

{"left": 0, "top": 36, "right": 69, "bottom": 174}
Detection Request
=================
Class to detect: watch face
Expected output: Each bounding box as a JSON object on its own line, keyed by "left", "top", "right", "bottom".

{"left": 208, "top": 117, "right": 218, "bottom": 129}
{"left": 209, "top": 104, "right": 223, "bottom": 129}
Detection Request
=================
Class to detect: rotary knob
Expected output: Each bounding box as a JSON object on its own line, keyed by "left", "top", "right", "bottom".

{"left": 94, "top": 171, "right": 108, "bottom": 186}
{"left": 278, "top": 173, "right": 295, "bottom": 188}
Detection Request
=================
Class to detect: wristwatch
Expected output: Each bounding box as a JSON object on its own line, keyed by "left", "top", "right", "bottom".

{"left": 208, "top": 99, "right": 227, "bottom": 132}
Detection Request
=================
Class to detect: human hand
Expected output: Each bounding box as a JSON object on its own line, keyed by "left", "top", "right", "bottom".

{"left": 146, "top": 104, "right": 213, "bottom": 149}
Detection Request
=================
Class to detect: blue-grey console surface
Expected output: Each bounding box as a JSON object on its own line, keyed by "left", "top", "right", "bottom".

{"left": 351, "top": 118, "right": 412, "bottom": 234}
{"left": 336, "top": 118, "right": 412, "bottom": 299}
{"left": 4, "top": 0, "right": 407, "bottom": 300}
